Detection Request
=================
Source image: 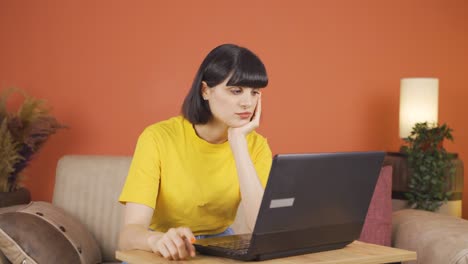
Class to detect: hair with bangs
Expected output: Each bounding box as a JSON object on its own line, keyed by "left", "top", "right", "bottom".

{"left": 182, "top": 44, "right": 268, "bottom": 124}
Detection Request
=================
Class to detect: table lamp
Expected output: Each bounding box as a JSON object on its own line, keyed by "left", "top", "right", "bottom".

{"left": 399, "top": 78, "right": 439, "bottom": 138}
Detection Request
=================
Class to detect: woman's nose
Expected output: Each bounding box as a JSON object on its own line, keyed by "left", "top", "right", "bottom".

{"left": 240, "top": 94, "right": 254, "bottom": 108}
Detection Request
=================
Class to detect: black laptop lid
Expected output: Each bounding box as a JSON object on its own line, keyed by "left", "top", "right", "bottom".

{"left": 250, "top": 151, "right": 384, "bottom": 255}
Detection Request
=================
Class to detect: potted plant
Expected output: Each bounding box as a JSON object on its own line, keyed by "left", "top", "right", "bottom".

{"left": 401, "top": 122, "right": 455, "bottom": 211}
{"left": 0, "top": 88, "right": 65, "bottom": 207}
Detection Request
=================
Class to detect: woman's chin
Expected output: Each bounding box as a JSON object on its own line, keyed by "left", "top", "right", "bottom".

{"left": 228, "top": 119, "right": 250, "bottom": 128}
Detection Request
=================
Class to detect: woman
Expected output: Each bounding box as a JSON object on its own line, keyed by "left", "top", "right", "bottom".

{"left": 118, "top": 43, "right": 272, "bottom": 261}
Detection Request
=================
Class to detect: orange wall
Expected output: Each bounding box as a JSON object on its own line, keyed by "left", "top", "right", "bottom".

{"left": 1, "top": 1, "right": 468, "bottom": 215}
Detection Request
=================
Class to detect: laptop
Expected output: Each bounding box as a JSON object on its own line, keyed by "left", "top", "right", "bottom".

{"left": 194, "top": 151, "right": 385, "bottom": 261}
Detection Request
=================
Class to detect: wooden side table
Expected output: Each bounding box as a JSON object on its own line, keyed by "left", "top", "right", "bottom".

{"left": 116, "top": 240, "right": 417, "bottom": 264}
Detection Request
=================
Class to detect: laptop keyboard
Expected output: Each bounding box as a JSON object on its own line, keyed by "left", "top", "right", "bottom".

{"left": 208, "top": 239, "right": 251, "bottom": 255}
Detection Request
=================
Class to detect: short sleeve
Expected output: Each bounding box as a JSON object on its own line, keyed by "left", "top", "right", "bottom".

{"left": 119, "top": 129, "right": 161, "bottom": 209}
{"left": 252, "top": 137, "right": 273, "bottom": 188}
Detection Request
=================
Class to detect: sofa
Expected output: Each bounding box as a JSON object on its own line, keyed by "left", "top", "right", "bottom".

{"left": 0, "top": 156, "right": 131, "bottom": 264}
{"left": 0, "top": 155, "right": 465, "bottom": 264}
{"left": 392, "top": 209, "right": 468, "bottom": 264}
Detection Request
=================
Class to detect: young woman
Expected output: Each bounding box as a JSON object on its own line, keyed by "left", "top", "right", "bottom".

{"left": 118, "top": 44, "right": 272, "bottom": 261}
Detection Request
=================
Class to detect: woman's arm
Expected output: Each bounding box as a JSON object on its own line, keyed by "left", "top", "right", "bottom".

{"left": 228, "top": 135, "right": 264, "bottom": 231}
{"left": 118, "top": 202, "right": 196, "bottom": 260}
{"left": 118, "top": 203, "right": 160, "bottom": 251}
{"left": 228, "top": 95, "right": 265, "bottom": 231}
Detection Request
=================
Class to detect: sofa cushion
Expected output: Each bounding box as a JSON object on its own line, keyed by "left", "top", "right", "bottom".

{"left": 359, "top": 166, "right": 392, "bottom": 246}
{"left": 393, "top": 209, "right": 468, "bottom": 264}
{"left": 0, "top": 202, "right": 101, "bottom": 264}
{"left": 0, "top": 249, "right": 10, "bottom": 264}
{"left": 53, "top": 155, "right": 130, "bottom": 262}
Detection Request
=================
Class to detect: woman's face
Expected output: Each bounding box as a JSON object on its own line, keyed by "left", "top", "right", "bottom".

{"left": 202, "top": 78, "right": 261, "bottom": 128}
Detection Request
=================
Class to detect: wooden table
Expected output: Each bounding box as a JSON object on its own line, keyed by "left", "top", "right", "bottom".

{"left": 116, "top": 240, "right": 417, "bottom": 264}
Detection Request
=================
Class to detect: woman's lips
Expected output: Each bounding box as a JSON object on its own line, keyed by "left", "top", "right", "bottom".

{"left": 236, "top": 112, "right": 252, "bottom": 119}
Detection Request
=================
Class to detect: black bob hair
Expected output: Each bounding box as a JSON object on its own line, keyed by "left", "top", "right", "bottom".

{"left": 182, "top": 44, "right": 268, "bottom": 124}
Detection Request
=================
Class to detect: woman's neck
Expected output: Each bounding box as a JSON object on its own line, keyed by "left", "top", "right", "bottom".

{"left": 194, "top": 120, "right": 228, "bottom": 144}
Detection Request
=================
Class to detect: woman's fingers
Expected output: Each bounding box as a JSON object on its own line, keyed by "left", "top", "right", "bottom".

{"left": 183, "top": 237, "right": 196, "bottom": 257}
{"left": 168, "top": 229, "right": 189, "bottom": 260}
{"left": 254, "top": 94, "right": 262, "bottom": 123}
{"left": 164, "top": 236, "right": 180, "bottom": 260}
{"left": 248, "top": 94, "right": 261, "bottom": 130}
{"left": 158, "top": 243, "right": 172, "bottom": 260}
{"left": 154, "top": 227, "right": 196, "bottom": 260}
{"left": 179, "top": 227, "right": 197, "bottom": 257}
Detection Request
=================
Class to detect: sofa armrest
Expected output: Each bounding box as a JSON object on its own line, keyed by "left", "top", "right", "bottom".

{"left": 53, "top": 155, "right": 130, "bottom": 262}
{"left": 393, "top": 209, "right": 468, "bottom": 264}
{"left": 0, "top": 250, "right": 11, "bottom": 264}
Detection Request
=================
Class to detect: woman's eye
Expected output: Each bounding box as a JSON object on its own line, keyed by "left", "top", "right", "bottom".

{"left": 252, "top": 90, "right": 260, "bottom": 95}
{"left": 231, "top": 89, "right": 242, "bottom": 94}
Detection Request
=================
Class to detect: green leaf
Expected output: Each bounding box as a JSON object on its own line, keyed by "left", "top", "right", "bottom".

{"left": 402, "top": 121, "right": 455, "bottom": 212}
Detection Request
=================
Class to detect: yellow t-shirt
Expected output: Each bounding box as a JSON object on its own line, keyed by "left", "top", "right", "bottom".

{"left": 119, "top": 116, "right": 272, "bottom": 235}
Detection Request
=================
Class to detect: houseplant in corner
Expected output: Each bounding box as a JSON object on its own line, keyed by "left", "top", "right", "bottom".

{"left": 401, "top": 122, "right": 455, "bottom": 212}
{"left": 0, "top": 88, "right": 65, "bottom": 207}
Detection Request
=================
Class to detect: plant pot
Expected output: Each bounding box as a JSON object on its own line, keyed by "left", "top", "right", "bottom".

{"left": 0, "top": 187, "right": 31, "bottom": 208}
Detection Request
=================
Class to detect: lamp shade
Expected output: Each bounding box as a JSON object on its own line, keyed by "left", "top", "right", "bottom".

{"left": 399, "top": 78, "right": 439, "bottom": 138}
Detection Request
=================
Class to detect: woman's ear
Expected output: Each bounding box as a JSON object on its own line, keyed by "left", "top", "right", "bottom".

{"left": 201, "top": 81, "right": 209, "bottom": 100}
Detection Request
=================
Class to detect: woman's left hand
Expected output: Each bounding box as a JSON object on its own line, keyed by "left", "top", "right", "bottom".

{"left": 228, "top": 94, "right": 262, "bottom": 139}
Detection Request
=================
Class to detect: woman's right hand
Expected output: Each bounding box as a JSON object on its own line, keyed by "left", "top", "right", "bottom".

{"left": 148, "top": 227, "right": 197, "bottom": 260}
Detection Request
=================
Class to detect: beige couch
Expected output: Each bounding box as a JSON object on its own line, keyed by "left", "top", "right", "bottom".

{"left": 1, "top": 155, "right": 250, "bottom": 264}
{"left": 2, "top": 155, "right": 467, "bottom": 264}
{"left": 392, "top": 209, "right": 468, "bottom": 264}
